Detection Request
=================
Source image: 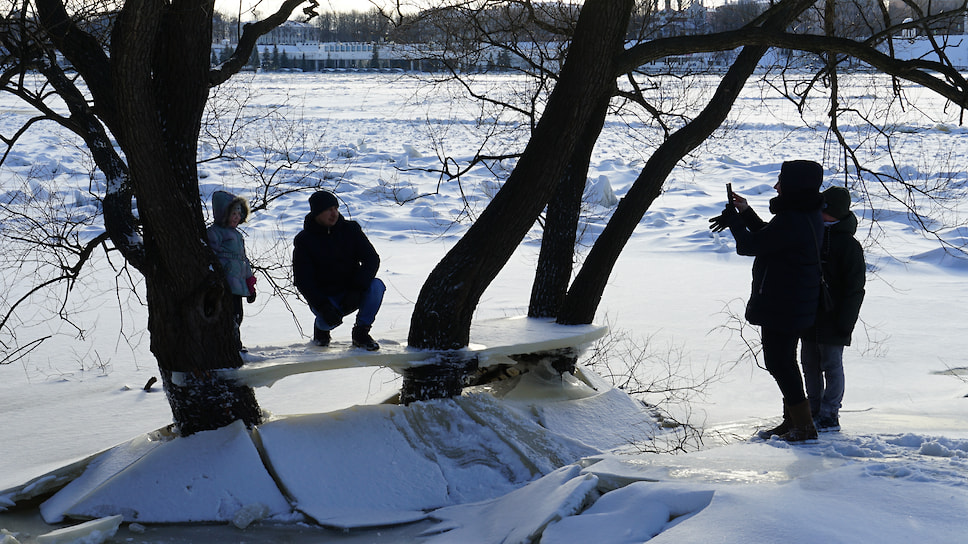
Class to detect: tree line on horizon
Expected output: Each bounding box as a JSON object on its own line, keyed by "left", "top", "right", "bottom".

{"left": 213, "top": 0, "right": 966, "bottom": 48}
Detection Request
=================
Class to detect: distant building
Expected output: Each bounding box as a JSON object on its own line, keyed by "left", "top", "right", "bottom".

{"left": 215, "top": 11, "right": 968, "bottom": 73}
{"left": 256, "top": 21, "right": 317, "bottom": 45}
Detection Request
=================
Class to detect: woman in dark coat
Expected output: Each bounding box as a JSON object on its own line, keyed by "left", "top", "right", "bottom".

{"left": 710, "top": 160, "right": 825, "bottom": 442}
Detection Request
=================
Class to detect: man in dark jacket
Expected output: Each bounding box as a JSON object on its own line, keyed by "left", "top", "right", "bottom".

{"left": 293, "top": 190, "right": 385, "bottom": 350}
{"left": 710, "top": 160, "right": 825, "bottom": 442}
{"left": 800, "top": 186, "right": 866, "bottom": 432}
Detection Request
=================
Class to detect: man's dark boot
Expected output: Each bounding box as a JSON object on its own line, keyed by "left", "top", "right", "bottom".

{"left": 352, "top": 324, "right": 379, "bottom": 351}
{"left": 757, "top": 400, "right": 791, "bottom": 440}
{"left": 313, "top": 327, "right": 331, "bottom": 347}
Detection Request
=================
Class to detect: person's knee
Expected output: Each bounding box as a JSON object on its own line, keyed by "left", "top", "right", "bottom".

{"left": 370, "top": 277, "right": 386, "bottom": 295}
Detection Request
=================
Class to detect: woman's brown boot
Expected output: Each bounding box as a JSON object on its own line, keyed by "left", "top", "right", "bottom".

{"left": 756, "top": 400, "right": 791, "bottom": 440}
{"left": 779, "top": 400, "right": 818, "bottom": 442}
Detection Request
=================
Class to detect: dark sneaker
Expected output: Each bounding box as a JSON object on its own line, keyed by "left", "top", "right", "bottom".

{"left": 815, "top": 415, "right": 840, "bottom": 432}
{"left": 352, "top": 325, "right": 379, "bottom": 351}
{"left": 313, "top": 328, "right": 331, "bottom": 347}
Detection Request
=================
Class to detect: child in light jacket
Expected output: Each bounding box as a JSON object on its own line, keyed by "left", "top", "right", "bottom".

{"left": 207, "top": 190, "right": 257, "bottom": 351}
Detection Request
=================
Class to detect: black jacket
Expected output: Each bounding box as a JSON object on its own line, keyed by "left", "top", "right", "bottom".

{"left": 293, "top": 213, "right": 380, "bottom": 312}
{"left": 729, "top": 194, "right": 824, "bottom": 333}
{"left": 801, "top": 212, "right": 866, "bottom": 345}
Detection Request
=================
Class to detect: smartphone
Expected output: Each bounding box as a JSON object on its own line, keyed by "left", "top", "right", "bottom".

{"left": 726, "top": 183, "right": 734, "bottom": 209}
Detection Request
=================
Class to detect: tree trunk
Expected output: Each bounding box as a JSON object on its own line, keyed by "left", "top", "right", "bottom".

{"left": 38, "top": 0, "right": 263, "bottom": 435}
{"left": 404, "top": 0, "right": 633, "bottom": 402}
{"left": 408, "top": 0, "right": 635, "bottom": 352}
{"left": 528, "top": 93, "right": 612, "bottom": 319}
{"left": 557, "top": 0, "right": 815, "bottom": 325}
{"left": 116, "top": 1, "right": 262, "bottom": 435}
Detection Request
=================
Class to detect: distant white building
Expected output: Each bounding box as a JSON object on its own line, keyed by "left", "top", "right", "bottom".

{"left": 214, "top": 39, "right": 539, "bottom": 72}
{"left": 255, "top": 21, "right": 316, "bottom": 45}
{"left": 216, "top": 41, "right": 448, "bottom": 71}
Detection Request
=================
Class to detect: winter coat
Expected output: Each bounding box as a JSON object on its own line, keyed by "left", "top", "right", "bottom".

{"left": 206, "top": 191, "right": 253, "bottom": 297}
{"left": 801, "top": 212, "right": 866, "bottom": 345}
{"left": 729, "top": 193, "right": 824, "bottom": 333}
{"left": 292, "top": 212, "right": 380, "bottom": 313}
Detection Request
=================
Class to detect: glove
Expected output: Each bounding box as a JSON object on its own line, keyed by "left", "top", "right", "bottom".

{"left": 708, "top": 206, "right": 737, "bottom": 233}
{"left": 245, "top": 276, "right": 257, "bottom": 303}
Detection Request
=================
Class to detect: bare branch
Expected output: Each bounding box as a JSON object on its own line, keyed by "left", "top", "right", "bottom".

{"left": 210, "top": 0, "right": 314, "bottom": 86}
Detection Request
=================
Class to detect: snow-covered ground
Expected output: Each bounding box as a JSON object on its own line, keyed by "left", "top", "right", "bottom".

{"left": 2, "top": 72, "right": 968, "bottom": 543}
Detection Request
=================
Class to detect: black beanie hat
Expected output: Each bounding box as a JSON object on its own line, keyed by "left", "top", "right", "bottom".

{"left": 822, "top": 186, "right": 851, "bottom": 220}
{"left": 309, "top": 191, "right": 339, "bottom": 217}
{"left": 779, "top": 160, "right": 823, "bottom": 195}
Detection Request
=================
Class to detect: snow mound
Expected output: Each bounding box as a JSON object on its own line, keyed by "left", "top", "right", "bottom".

{"left": 585, "top": 175, "right": 619, "bottom": 208}
{"left": 26, "top": 369, "right": 655, "bottom": 529}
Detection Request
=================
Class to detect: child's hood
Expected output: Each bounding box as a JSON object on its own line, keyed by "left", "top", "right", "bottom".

{"left": 212, "top": 190, "right": 250, "bottom": 226}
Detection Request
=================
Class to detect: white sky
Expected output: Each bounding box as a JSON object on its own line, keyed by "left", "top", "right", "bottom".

{"left": 215, "top": 0, "right": 399, "bottom": 18}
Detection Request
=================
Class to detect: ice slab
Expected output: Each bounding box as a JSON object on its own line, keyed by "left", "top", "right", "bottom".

{"left": 256, "top": 405, "right": 450, "bottom": 528}
{"left": 421, "top": 465, "right": 599, "bottom": 544}
{"left": 36, "top": 514, "right": 122, "bottom": 544}
{"left": 530, "top": 386, "right": 658, "bottom": 451}
{"left": 19, "top": 365, "right": 652, "bottom": 530}
{"left": 541, "top": 482, "right": 715, "bottom": 544}
{"left": 40, "top": 421, "right": 293, "bottom": 524}
{"left": 228, "top": 317, "right": 608, "bottom": 388}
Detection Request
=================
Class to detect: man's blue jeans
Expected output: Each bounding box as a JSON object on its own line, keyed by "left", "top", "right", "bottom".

{"left": 312, "top": 278, "right": 385, "bottom": 332}
{"left": 800, "top": 340, "right": 845, "bottom": 419}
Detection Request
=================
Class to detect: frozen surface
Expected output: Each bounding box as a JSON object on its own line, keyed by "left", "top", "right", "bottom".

{"left": 232, "top": 317, "right": 607, "bottom": 387}
{"left": 8, "top": 371, "right": 646, "bottom": 534}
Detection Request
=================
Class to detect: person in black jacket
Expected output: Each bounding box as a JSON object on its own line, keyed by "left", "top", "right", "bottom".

{"left": 293, "top": 190, "right": 385, "bottom": 351}
{"left": 800, "top": 186, "right": 866, "bottom": 432}
{"left": 710, "top": 160, "right": 825, "bottom": 442}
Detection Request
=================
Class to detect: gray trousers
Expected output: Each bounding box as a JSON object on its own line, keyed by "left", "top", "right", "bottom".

{"left": 800, "top": 340, "right": 845, "bottom": 419}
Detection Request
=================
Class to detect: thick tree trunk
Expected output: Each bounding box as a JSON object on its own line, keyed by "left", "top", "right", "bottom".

{"left": 404, "top": 0, "right": 633, "bottom": 401}
{"left": 38, "top": 0, "right": 263, "bottom": 435}
{"left": 113, "top": 1, "right": 262, "bottom": 435}
{"left": 144, "top": 253, "right": 261, "bottom": 434}
{"left": 408, "top": 0, "right": 635, "bottom": 354}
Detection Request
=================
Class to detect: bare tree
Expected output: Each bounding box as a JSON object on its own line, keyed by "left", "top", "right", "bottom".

{"left": 0, "top": 0, "right": 324, "bottom": 435}
{"left": 400, "top": 0, "right": 967, "bottom": 324}
{"left": 407, "top": 0, "right": 636, "bottom": 352}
